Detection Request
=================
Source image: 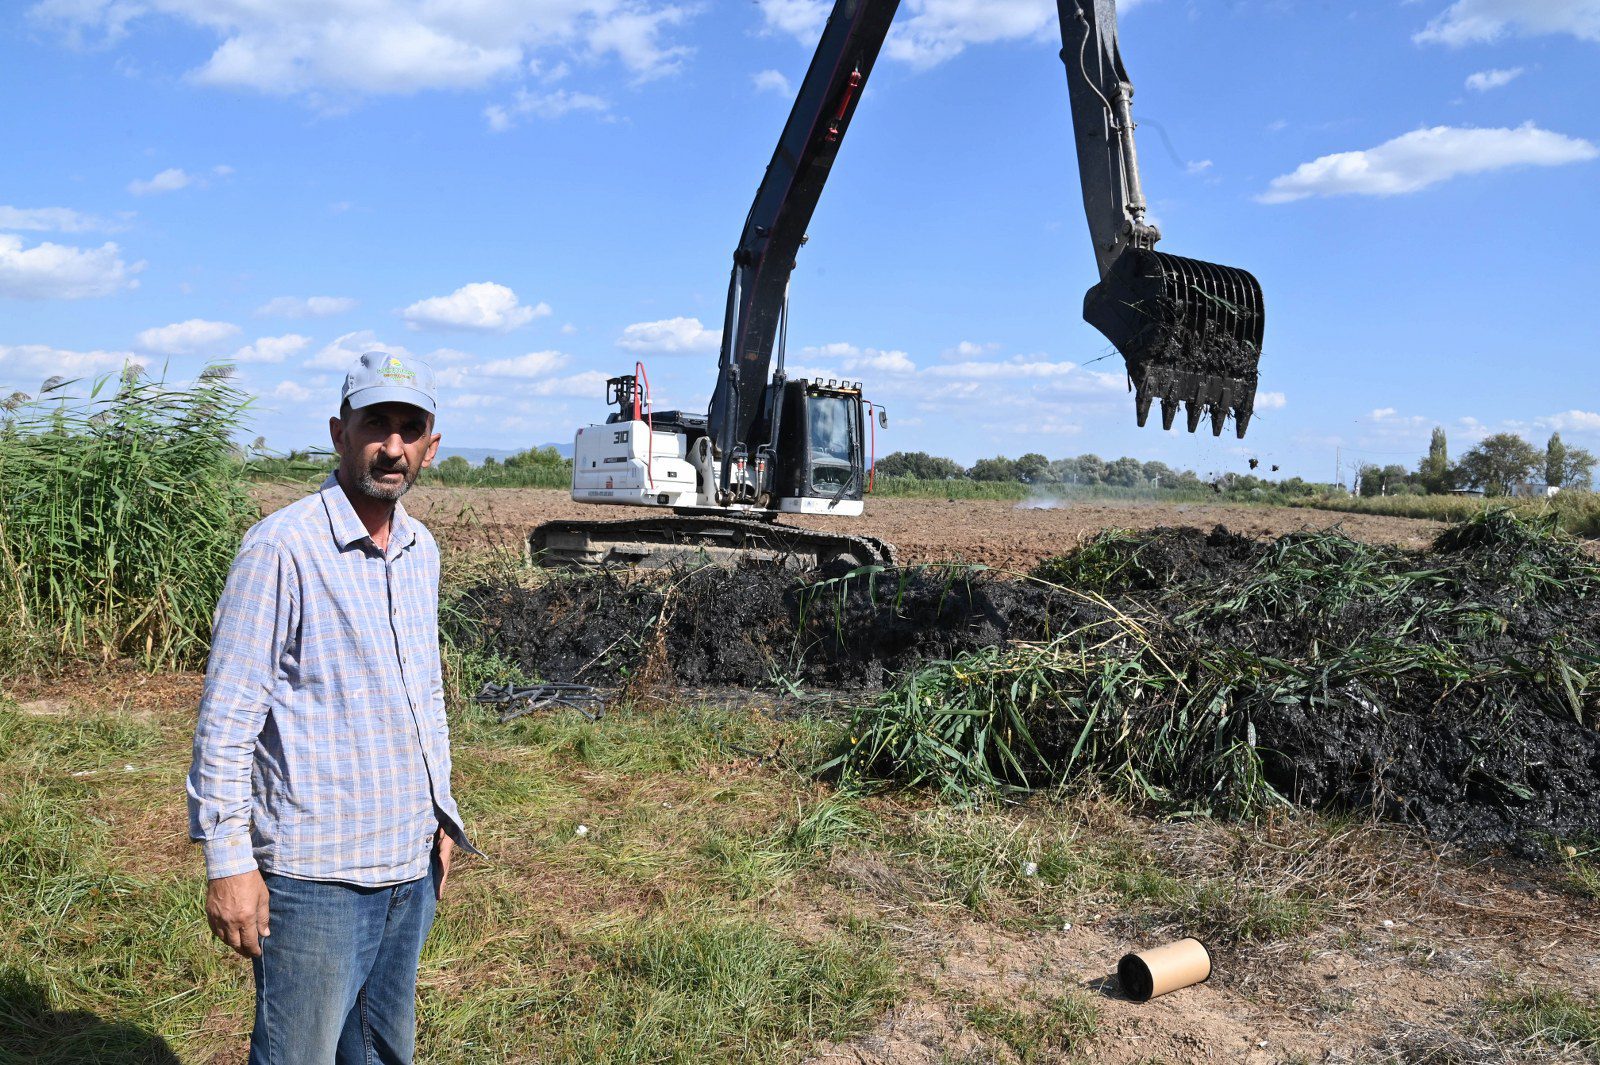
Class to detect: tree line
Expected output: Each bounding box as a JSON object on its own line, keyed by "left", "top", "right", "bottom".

{"left": 1358, "top": 430, "right": 1594, "bottom": 498}
{"left": 873, "top": 450, "right": 1325, "bottom": 495}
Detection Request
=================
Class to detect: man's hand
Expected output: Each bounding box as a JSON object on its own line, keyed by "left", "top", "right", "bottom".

{"left": 435, "top": 829, "right": 455, "bottom": 901}
{"left": 206, "top": 869, "right": 271, "bottom": 959}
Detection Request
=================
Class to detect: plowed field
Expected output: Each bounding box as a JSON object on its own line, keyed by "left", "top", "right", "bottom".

{"left": 253, "top": 483, "right": 1444, "bottom": 570}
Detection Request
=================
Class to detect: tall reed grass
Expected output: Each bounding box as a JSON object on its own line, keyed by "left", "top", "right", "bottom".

{"left": 1291, "top": 491, "right": 1600, "bottom": 538}
{"left": 0, "top": 366, "right": 256, "bottom": 672}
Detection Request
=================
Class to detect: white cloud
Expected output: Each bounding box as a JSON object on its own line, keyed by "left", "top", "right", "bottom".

{"left": 128, "top": 167, "right": 193, "bottom": 196}
{"left": 756, "top": 0, "right": 829, "bottom": 40}
{"left": 478, "top": 350, "right": 570, "bottom": 378}
{"left": 232, "top": 334, "right": 311, "bottom": 364}
{"left": 1186, "top": 159, "right": 1214, "bottom": 175}
{"left": 752, "top": 69, "right": 791, "bottom": 94}
{"left": 0, "top": 343, "right": 148, "bottom": 380}
{"left": 1465, "top": 66, "right": 1523, "bottom": 92}
{"left": 307, "top": 330, "right": 410, "bottom": 370}
{"left": 800, "top": 341, "right": 916, "bottom": 375}
{"left": 1259, "top": 123, "right": 1597, "bottom": 203}
{"left": 485, "top": 88, "right": 609, "bottom": 131}
{"left": 1416, "top": 0, "right": 1600, "bottom": 46}
{"left": 941, "top": 340, "right": 999, "bottom": 359}
{"left": 401, "top": 282, "right": 549, "bottom": 333}
{"left": 928, "top": 358, "right": 1123, "bottom": 392}
{"left": 760, "top": 0, "right": 1060, "bottom": 68}
{"left": 256, "top": 295, "right": 357, "bottom": 318}
{"left": 446, "top": 393, "right": 505, "bottom": 409}
{"left": 136, "top": 318, "right": 241, "bottom": 355}
{"left": 32, "top": 0, "right": 698, "bottom": 99}
{"left": 1539, "top": 410, "right": 1600, "bottom": 432}
{"left": 0, "top": 234, "right": 142, "bottom": 299}
{"left": 271, "top": 380, "right": 314, "bottom": 402}
{"left": 1370, "top": 407, "right": 1398, "bottom": 420}
{"left": 0, "top": 205, "right": 121, "bottom": 233}
{"left": 528, "top": 369, "right": 610, "bottom": 397}
{"left": 427, "top": 347, "right": 475, "bottom": 363}
{"left": 1255, "top": 391, "right": 1287, "bottom": 410}
{"left": 617, "top": 316, "right": 720, "bottom": 354}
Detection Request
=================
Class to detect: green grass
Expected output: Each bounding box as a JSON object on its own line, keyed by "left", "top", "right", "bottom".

{"left": 0, "top": 366, "right": 256, "bottom": 673}
{"left": 1291, "top": 489, "right": 1600, "bottom": 538}
{"left": 966, "top": 990, "right": 1099, "bottom": 1064}
{"left": 1487, "top": 986, "right": 1600, "bottom": 1055}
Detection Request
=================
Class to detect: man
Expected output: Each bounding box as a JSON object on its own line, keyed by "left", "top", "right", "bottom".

{"left": 188, "top": 352, "right": 477, "bottom": 1064}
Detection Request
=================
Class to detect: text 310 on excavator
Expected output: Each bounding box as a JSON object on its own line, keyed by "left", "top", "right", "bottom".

{"left": 532, "top": 0, "right": 1265, "bottom": 569}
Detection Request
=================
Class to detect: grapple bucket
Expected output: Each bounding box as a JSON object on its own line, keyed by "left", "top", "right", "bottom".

{"left": 1083, "top": 248, "right": 1264, "bottom": 438}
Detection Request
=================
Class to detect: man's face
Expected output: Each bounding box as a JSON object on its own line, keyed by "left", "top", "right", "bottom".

{"left": 330, "top": 402, "right": 441, "bottom": 503}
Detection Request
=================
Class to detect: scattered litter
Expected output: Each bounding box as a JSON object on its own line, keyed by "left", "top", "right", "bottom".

{"left": 1022, "top": 861, "right": 1039, "bottom": 877}
{"left": 474, "top": 681, "right": 604, "bottom": 723}
{"left": 574, "top": 824, "right": 590, "bottom": 838}
{"left": 1062, "top": 922, "right": 1073, "bottom": 932}
{"left": 1382, "top": 920, "right": 1396, "bottom": 928}
{"left": 1565, "top": 846, "right": 1580, "bottom": 859}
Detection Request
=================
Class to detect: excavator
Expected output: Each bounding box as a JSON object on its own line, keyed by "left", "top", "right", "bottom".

{"left": 532, "top": 0, "right": 1264, "bottom": 569}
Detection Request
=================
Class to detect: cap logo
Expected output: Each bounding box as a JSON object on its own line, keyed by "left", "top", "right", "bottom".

{"left": 379, "top": 356, "right": 416, "bottom": 384}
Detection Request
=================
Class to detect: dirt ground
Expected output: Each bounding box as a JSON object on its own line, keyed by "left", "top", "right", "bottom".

{"left": 251, "top": 483, "right": 1445, "bottom": 570}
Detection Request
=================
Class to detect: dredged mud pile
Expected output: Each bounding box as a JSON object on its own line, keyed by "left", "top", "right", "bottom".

{"left": 458, "top": 511, "right": 1600, "bottom": 848}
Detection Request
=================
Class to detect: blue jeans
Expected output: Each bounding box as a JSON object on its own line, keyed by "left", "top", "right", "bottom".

{"left": 248, "top": 861, "right": 438, "bottom": 1065}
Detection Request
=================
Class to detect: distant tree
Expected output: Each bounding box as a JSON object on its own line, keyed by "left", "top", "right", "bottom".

{"left": 1456, "top": 433, "right": 1542, "bottom": 496}
{"left": 1141, "top": 460, "right": 1176, "bottom": 487}
{"left": 437, "top": 454, "right": 471, "bottom": 478}
{"left": 1546, "top": 433, "right": 1569, "bottom": 487}
{"left": 968, "top": 456, "right": 1019, "bottom": 482}
{"left": 874, "top": 450, "right": 965, "bottom": 479}
{"left": 1356, "top": 463, "right": 1384, "bottom": 498}
{"left": 504, "top": 445, "right": 567, "bottom": 469}
{"left": 482, "top": 455, "right": 500, "bottom": 468}
{"left": 1014, "top": 452, "right": 1050, "bottom": 484}
{"left": 1073, "top": 454, "right": 1107, "bottom": 485}
{"left": 1557, "top": 445, "right": 1597, "bottom": 491}
{"left": 1104, "top": 456, "right": 1144, "bottom": 487}
{"left": 1418, "top": 427, "right": 1451, "bottom": 493}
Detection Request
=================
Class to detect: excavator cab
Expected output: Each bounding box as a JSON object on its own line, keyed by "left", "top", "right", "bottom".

{"left": 1084, "top": 247, "right": 1264, "bottom": 438}
{"left": 772, "top": 379, "right": 868, "bottom": 515}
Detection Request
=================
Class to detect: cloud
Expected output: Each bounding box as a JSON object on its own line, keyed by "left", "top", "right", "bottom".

{"left": 1539, "top": 410, "right": 1600, "bottom": 432}
{"left": 1255, "top": 391, "right": 1287, "bottom": 410}
{"left": 1415, "top": 0, "right": 1600, "bottom": 46}
{"left": 32, "top": 0, "right": 698, "bottom": 99}
{"left": 136, "top": 318, "right": 242, "bottom": 355}
{"left": 0, "top": 205, "right": 122, "bottom": 233}
{"left": 800, "top": 341, "right": 917, "bottom": 375}
{"left": 1186, "top": 159, "right": 1214, "bottom": 175}
{"left": 760, "top": 0, "right": 1060, "bottom": 68}
{"left": 0, "top": 343, "right": 148, "bottom": 380}
{"left": 1465, "top": 66, "right": 1523, "bottom": 91}
{"left": 527, "top": 369, "right": 610, "bottom": 397}
{"left": 1258, "top": 123, "right": 1597, "bottom": 203}
{"left": 401, "top": 282, "right": 549, "bottom": 332}
{"left": 752, "top": 69, "right": 791, "bottom": 94}
{"left": 0, "top": 234, "right": 142, "bottom": 299}
{"left": 928, "top": 357, "right": 1124, "bottom": 392}
{"left": 232, "top": 334, "right": 311, "bottom": 364}
{"left": 271, "top": 380, "right": 314, "bottom": 402}
{"left": 477, "top": 350, "right": 570, "bottom": 378}
{"left": 128, "top": 167, "right": 193, "bottom": 196}
{"left": 941, "top": 340, "right": 999, "bottom": 359}
{"left": 256, "top": 295, "right": 357, "bottom": 318}
{"left": 617, "top": 316, "right": 720, "bottom": 354}
{"left": 306, "top": 330, "right": 410, "bottom": 370}
{"left": 485, "top": 88, "right": 609, "bottom": 131}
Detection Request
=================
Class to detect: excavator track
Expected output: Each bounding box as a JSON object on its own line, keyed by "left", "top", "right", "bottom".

{"left": 530, "top": 515, "right": 898, "bottom": 571}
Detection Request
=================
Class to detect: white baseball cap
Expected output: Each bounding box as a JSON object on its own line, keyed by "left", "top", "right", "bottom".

{"left": 341, "top": 351, "right": 437, "bottom": 415}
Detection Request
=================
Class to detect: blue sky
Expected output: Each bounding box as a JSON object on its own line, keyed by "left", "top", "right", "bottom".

{"left": 2, "top": 0, "right": 1596, "bottom": 483}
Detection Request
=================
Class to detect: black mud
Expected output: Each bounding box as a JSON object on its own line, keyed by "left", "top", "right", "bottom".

{"left": 456, "top": 514, "right": 1600, "bottom": 849}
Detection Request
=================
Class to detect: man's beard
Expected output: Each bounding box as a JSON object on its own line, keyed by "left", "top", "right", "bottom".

{"left": 355, "top": 457, "right": 419, "bottom": 502}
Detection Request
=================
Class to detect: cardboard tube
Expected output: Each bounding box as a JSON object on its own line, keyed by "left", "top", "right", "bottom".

{"left": 1117, "top": 938, "right": 1212, "bottom": 1002}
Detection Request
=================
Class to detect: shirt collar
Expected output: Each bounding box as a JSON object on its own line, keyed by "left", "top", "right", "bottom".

{"left": 319, "top": 473, "right": 418, "bottom": 554}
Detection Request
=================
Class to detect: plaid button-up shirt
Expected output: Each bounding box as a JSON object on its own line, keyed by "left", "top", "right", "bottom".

{"left": 187, "top": 474, "right": 474, "bottom": 886}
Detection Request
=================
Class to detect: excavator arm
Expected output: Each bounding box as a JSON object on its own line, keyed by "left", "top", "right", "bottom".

{"left": 706, "top": 0, "right": 1264, "bottom": 459}
{"left": 1059, "top": 0, "right": 1264, "bottom": 436}
{"left": 706, "top": 0, "right": 901, "bottom": 477}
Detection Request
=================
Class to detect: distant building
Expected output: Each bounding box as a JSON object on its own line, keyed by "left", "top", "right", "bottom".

{"left": 1449, "top": 488, "right": 1486, "bottom": 498}
{"left": 1510, "top": 482, "right": 1560, "bottom": 499}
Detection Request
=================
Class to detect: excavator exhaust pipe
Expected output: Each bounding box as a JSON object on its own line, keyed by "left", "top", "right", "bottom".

{"left": 1084, "top": 247, "right": 1264, "bottom": 438}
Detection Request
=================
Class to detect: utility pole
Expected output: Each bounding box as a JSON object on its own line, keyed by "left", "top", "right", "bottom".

{"left": 1335, "top": 446, "right": 1342, "bottom": 492}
